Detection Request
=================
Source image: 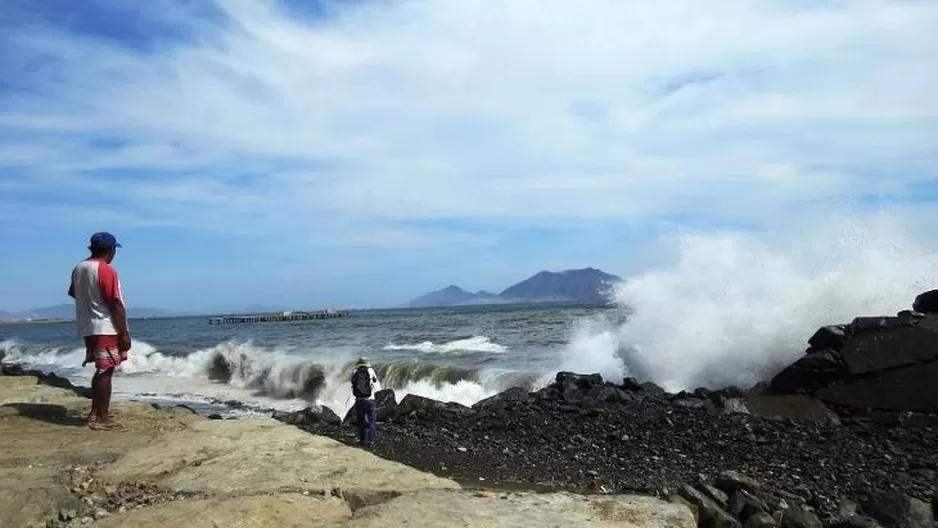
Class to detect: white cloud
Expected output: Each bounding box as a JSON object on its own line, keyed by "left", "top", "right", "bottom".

{"left": 1, "top": 0, "right": 937, "bottom": 247}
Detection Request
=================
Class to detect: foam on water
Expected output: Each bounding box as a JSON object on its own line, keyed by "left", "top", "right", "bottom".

{"left": 0, "top": 337, "right": 519, "bottom": 416}
{"left": 382, "top": 336, "right": 507, "bottom": 354}
{"left": 563, "top": 212, "right": 938, "bottom": 391}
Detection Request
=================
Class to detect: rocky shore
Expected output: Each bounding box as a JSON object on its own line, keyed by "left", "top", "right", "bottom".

{"left": 279, "top": 297, "right": 938, "bottom": 528}
{"left": 4, "top": 292, "right": 938, "bottom": 527}
{"left": 0, "top": 368, "right": 694, "bottom": 527}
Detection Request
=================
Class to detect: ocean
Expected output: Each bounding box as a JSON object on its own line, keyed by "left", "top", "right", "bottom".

{"left": 0, "top": 303, "right": 625, "bottom": 418}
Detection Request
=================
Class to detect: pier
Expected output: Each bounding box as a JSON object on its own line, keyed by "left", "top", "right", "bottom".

{"left": 208, "top": 309, "right": 349, "bottom": 325}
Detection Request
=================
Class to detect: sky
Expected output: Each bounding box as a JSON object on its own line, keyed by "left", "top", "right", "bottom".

{"left": 1, "top": 0, "right": 937, "bottom": 313}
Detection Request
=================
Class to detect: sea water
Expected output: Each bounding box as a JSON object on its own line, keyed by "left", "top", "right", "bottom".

{"left": 0, "top": 303, "right": 616, "bottom": 418}
{"left": 4, "top": 212, "right": 936, "bottom": 418}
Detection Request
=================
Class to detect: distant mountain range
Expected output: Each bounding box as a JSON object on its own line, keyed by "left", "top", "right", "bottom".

{"left": 405, "top": 267, "right": 621, "bottom": 308}
{"left": 0, "top": 304, "right": 176, "bottom": 322}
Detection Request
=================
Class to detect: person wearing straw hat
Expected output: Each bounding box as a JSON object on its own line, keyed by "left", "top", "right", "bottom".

{"left": 350, "top": 357, "right": 381, "bottom": 446}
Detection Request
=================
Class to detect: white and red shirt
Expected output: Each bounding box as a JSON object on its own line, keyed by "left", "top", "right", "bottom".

{"left": 68, "top": 257, "right": 124, "bottom": 337}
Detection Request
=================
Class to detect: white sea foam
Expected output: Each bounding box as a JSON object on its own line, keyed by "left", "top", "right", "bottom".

{"left": 563, "top": 212, "right": 938, "bottom": 392}
{"left": 382, "top": 335, "right": 507, "bottom": 354}
{"left": 0, "top": 337, "right": 510, "bottom": 415}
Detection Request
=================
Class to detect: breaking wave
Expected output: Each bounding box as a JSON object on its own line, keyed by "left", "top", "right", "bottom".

{"left": 382, "top": 336, "right": 507, "bottom": 354}
{"left": 562, "top": 212, "right": 938, "bottom": 392}
{"left": 0, "top": 338, "right": 533, "bottom": 413}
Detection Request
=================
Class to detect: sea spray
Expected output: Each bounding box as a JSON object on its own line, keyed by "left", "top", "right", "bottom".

{"left": 563, "top": 212, "right": 938, "bottom": 391}
{"left": 0, "top": 337, "right": 532, "bottom": 414}
{"left": 382, "top": 335, "right": 508, "bottom": 354}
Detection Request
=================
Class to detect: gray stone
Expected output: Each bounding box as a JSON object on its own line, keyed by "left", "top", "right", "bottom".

{"left": 826, "top": 515, "right": 882, "bottom": 528}
{"left": 779, "top": 506, "right": 821, "bottom": 528}
{"left": 715, "top": 470, "right": 761, "bottom": 494}
{"left": 815, "top": 361, "right": 938, "bottom": 414}
{"left": 744, "top": 512, "right": 777, "bottom": 528}
{"left": 840, "top": 316, "right": 938, "bottom": 374}
{"left": 744, "top": 389, "right": 841, "bottom": 424}
{"left": 866, "top": 489, "right": 933, "bottom": 528}
{"left": 679, "top": 484, "right": 741, "bottom": 528}
{"left": 698, "top": 484, "right": 729, "bottom": 507}
{"left": 728, "top": 490, "right": 769, "bottom": 520}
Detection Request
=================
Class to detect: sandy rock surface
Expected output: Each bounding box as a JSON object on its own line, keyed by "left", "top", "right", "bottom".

{"left": 1, "top": 375, "right": 693, "bottom": 527}
{"left": 335, "top": 489, "right": 697, "bottom": 528}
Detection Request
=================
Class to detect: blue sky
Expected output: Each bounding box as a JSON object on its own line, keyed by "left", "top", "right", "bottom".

{"left": 1, "top": 0, "right": 937, "bottom": 312}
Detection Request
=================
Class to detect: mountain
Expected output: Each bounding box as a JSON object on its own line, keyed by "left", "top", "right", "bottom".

{"left": 0, "top": 304, "right": 177, "bottom": 321}
{"left": 405, "top": 286, "right": 497, "bottom": 308}
{"left": 405, "top": 268, "right": 621, "bottom": 308}
{"left": 498, "top": 267, "right": 621, "bottom": 303}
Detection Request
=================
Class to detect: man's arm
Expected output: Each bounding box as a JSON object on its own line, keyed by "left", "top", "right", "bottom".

{"left": 67, "top": 268, "right": 76, "bottom": 298}
{"left": 370, "top": 368, "right": 381, "bottom": 393}
{"left": 98, "top": 263, "right": 131, "bottom": 351}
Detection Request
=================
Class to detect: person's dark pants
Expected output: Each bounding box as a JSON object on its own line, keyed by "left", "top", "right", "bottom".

{"left": 355, "top": 398, "right": 376, "bottom": 445}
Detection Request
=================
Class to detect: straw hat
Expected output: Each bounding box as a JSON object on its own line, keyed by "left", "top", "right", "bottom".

{"left": 356, "top": 357, "right": 371, "bottom": 367}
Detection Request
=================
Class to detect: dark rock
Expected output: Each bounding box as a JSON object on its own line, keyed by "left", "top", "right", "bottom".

{"left": 273, "top": 405, "right": 341, "bottom": 427}
{"left": 639, "top": 381, "right": 668, "bottom": 397}
{"left": 826, "top": 516, "right": 882, "bottom": 528}
{"left": 622, "top": 377, "right": 643, "bottom": 392}
{"left": 679, "top": 484, "right": 742, "bottom": 528}
{"left": 394, "top": 394, "right": 472, "bottom": 419}
{"left": 898, "top": 412, "right": 938, "bottom": 429}
{"left": 207, "top": 413, "right": 223, "bottom": 420}
{"left": 912, "top": 289, "right": 938, "bottom": 314}
{"left": 374, "top": 389, "right": 399, "bottom": 421}
{"left": 699, "top": 483, "right": 730, "bottom": 508}
{"left": 814, "top": 361, "right": 938, "bottom": 414}
{"left": 744, "top": 512, "right": 777, "bottom": 528}
{"left": 808, "top": 326, "right": 847, "bottom": 352}
{"left": 779, "top": 506, "right": 822, "bottom": 528}
{"left": 770, "top": 350, "right": 847, "bottom": 394}
{"left": 847, "top": 316, "right": 913, "bottom": 334}
{"left": 744, "top": 388, "right": 841, "bottom": 424}
{"left": 728, "top": 490, "right": 769, "bottom": 520}
{"left": 716, "top": 471, "right": 761, "bottom": 494}
{"left": 866, "top": 489, "right": 933, "bottom": 528}
{"left": 472, "top": 387, "right": 530, "bottom": 411}
{"left": 840, "top": 317, "right": 938, "bottom": 374}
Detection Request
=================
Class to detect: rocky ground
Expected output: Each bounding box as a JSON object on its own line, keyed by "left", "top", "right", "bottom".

{"left": 283, "top": 308, "right": 938, "bottom": 528}
{"left": 0, "top": 370, "right": 694, "bottom": 528}
{"left": 293, "top": 372, "right": 937, "bottom": 527}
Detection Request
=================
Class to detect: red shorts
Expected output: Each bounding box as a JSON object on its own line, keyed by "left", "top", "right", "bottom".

{"left": 84, "top": 335, "right": 127, "bottom": 371}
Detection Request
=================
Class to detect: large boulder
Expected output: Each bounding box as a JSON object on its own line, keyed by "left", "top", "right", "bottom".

{"left": 912, "top": 289, "right": 938, "bottom": 314}
{"left": 769, "top": 311, "right": 938, "bottom": 414}
{"left": 394, "top": 394, "right": 474, "bottom": 419}
{"left": 471, "top": 386, "right": 531, "bottom": 411}
{"left": 272, "top": 405, "right": 341, "bottom": 427}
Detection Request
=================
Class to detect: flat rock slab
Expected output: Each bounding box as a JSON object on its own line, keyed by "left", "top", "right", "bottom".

{"left": 333, "top": 489, "right": 696, "bottom": 528}
{"left": 95, "top": 493, "right": 352, "bottom": 528}
{"left": 100, "top": 419, "right": 460, "bottom": 497}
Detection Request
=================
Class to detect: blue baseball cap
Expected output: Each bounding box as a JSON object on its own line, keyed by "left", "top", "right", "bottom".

{"left": 89, "top": 232, "right": 122, "bottom": 249}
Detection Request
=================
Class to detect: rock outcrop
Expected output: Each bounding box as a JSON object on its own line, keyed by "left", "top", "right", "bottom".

{"left": 770, "top": 310, "right": 938, "bottom": 414}
{"left": 0, "top": 374, "right": 693, "bottom": 528}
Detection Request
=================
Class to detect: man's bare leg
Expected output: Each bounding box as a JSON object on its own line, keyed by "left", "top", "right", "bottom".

{"left": 90, "top": 368, "right": 123, "bottom": 430}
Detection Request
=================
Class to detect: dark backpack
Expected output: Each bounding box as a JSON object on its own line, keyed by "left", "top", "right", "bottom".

{"left": 351, "top": 366, "right": 373, "bottom": 398}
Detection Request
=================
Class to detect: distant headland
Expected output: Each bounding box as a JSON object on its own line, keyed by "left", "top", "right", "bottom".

{"left": 404, "top": 267, "right": 621, "bottom": 308}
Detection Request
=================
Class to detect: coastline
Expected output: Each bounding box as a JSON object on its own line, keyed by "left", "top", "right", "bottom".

{"left": 0, "top": 365, "right": 696, "bottom": 528}
{"left": 3, "top": 306, "right": 938, "bottom": 527}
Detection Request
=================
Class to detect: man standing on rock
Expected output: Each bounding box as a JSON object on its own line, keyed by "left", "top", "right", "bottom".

{"left": 351, "top": 357, "right": 381, "bottom": 447}
{"left": 67, "top": 232, "right": 132, "bottom": 431}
